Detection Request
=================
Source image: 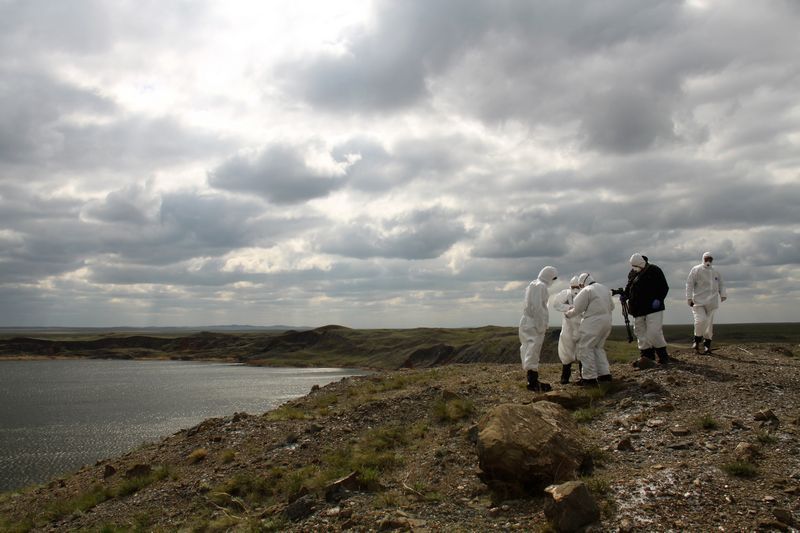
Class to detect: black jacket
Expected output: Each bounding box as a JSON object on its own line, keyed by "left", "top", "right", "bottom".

{"left": 624, "top": 263, "right": 669, "bottom": 317}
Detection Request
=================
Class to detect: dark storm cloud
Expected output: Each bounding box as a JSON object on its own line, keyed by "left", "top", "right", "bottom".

{"left": 319, "top": 206, "right": 469, "bottom": 260}
{"left": 472, "top": 214, "right": 569, "bottom": 259}
{"left": 209, "top": 143, "right": 346, "bottom": 204}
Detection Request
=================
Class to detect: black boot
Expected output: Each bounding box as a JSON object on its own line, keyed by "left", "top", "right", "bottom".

{"left": 632, "top": 348, "right": 658, "bottom": 369}
{"left": 527, "top": 370, "right": 552, "bottom": 392}
{"left": 692, "top": 336, "right": 703, "bottom": 353}
{"left": 560, "top": 364, "right": 572, "bottom": 385}
{"left": 655, "top": 347, "right": 670, "bottom": 365}
{"left": 598, "top": 374, "right": 612, "bottom": 382}
{"left": 576, "top": 377, "right": 599, "bottom": 387}
{"left": 703, "top": 338, "right": 712, "bottom": 355}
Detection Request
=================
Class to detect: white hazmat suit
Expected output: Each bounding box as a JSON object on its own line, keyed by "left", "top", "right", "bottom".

{"left": 566, "top": 273, "right": 614, "bottom": 381}
{"left": 519, "top": 266, "right": 558, "bottom": 372}
{"left": 552, "top": 276, "right": 582, "bottom": 365}
{"left": 686, "top": 251, "right": 727, "bottom": 342}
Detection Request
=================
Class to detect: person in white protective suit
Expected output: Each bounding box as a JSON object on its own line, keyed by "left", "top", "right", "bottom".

{"left": 686, "top": 251, "right": 727, "bottom": 354}
{"left": 552, "top": 276, "right": 582, "bottom": 384}
{"left": 519, "top": 266, "right": 558, "bottom": 392}
{"left": 565, "top": 273, "right": 614, "bottom": 387}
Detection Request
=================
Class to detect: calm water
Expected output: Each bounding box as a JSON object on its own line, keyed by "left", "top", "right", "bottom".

{"left": 0, "top": 360, "right": 368, "bottom": 491}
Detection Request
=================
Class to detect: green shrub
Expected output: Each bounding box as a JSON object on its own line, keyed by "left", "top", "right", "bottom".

{"left": 267, "top": 405, "right": 310, "bottom": 421}
{"left": 211, "top": 473, "right": 273, "bottom": 508}
{"left": 431, "top": 397, "right": 475, "bottom": 423}
{"left": 220, "top": 449, "right": 236, "bottom": 464}
{"left": 722, "top": 461, "right": 758, "bottom": 478}
{"left": 696, "top": 414, "right": 719, "bottom": 430}
{"left": 755, "top": 430, "right": 777, "bottom": 444}
{"left": 573, "top": 407, "right": 603, "bottom": 423}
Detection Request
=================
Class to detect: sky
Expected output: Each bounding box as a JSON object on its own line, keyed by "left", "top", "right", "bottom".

{"left": 1, "top": 0, "right": 799, "bottom": 329}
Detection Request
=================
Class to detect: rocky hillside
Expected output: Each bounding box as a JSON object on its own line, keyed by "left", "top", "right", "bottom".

{"left": 1, "top": 341, "right": 798, "bottom": 531}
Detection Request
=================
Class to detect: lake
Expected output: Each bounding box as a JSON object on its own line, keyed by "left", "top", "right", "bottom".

{"left": 0, "top": 359, "right": 369, "bottom": 492}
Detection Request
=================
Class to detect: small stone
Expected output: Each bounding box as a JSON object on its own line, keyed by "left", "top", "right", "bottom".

{"left": 731, "top": 419, "right": 748, "bottom": 429}
{"left": 667, "top": 441, "right": 693, "bottom": 450}
{"left": 734, "top": 442, "right": 759, "bottom": 462}
{"left": 618, "top": 397, "right": 633, "bottom": 409}
{"left": 124, "top": 464, "right": 151, "bottom": 479}
{"left": 325, "top": 506, "right": 341, "bottom": 517}
{"left": 617, "top": 436, "right": 634, "bottom": 451}
{"left": 757, "top": 519, "right": 789, "bottom": 531}
{"left": 629, "top": 424, "right": 642, "bottom": 433}
{"left": 670, "top": 425, "right": 690, "bottom": 436}
{"left": 103, "top": 464, "right": 117, "bottom": 478}
{"left": 646, "top": 418, "right": 665, "bottom": 428}
{"left": 657, "top": 402, "right": 675, "bottom": 412}
{"left": 653, "top": 464, "right": 666, "bottom": 470}
{"left": 763, "top": 495, "right": 777, "bottom": 503}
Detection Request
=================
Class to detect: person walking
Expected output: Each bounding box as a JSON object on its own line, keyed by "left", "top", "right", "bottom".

{"left": 625, "top": 253, "right": 671, "bottom": 366}
{"left": 565, "top": 273, "right": 614, "bottom": 386}
{"left": 553, "top": 276, "right": 582, "bottom": 384}
{"left": 686, "top": 251, "right": 727, "bottom": 354}
{"left": 519, "top": 266, "right": 558, "bottom": 392}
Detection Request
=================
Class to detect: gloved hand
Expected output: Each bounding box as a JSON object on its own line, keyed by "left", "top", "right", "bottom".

{"left": 687, "top": 299, "right": 694, "bottom": 307}
{"left": 721, "top": 296, "right": 727, "bottom": 302}
{"left": 651, "top": 299, "right": 661, "bottom": 309}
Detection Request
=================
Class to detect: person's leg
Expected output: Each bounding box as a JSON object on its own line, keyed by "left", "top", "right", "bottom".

{"left": 693, "top": 306, "right": 708, "bottom": 352}
{"left": 633, "top": 315, "right": 652, "bottom": 356}
{"left": 595, "top": 322, "right": 612, "bottom": 380}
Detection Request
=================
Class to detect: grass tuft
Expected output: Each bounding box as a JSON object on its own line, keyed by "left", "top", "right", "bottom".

{"left": 431, "top": 397, "right": 475, "bottom": 423}
{"left": 696, "top": 414, "right": 720, "bottom": 430}
{"left": 722, "top": 461, "right": 758, "bottom": 478}
{"left": 573, "top": 407, "right": 603, "bottom": 424}
{"left": 187, "top": 448, "right": 208, "bottom": 464}
{"left": 755, "top": 430, "right": 778, "bottom": 445}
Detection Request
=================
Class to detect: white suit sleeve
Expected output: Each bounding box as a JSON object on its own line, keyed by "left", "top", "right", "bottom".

{"left": 552, "top": 290, "right": 571, "bottom": 312}
{"left": 718, "top": 271, "right": 727, "bottom": 298}
{"left": 685, "top": 268, "right": 696, "bottom": 300}
{"left": 565, "top": 289, "right": 588, "bottom": 318}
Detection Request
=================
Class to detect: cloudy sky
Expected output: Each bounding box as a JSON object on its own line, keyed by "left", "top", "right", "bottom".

{"left": 1, "top": 0, "right": 798, "bottom": 328}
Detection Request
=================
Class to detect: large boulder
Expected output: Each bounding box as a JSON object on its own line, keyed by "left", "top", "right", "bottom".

{"left": 477, "top": 401, "right": 589, "bottom": 494}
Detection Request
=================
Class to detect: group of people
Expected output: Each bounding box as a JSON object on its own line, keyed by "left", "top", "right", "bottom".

{"left": 519, "top": 252, "right": 727, "bottom": 390}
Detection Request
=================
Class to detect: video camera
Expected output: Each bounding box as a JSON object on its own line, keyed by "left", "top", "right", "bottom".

{"left": 611, "top": 287, "right": 625, "bottom": 296}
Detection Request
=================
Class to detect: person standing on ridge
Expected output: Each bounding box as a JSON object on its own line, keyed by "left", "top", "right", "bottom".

{"left": 519, "top": 266, "right": 558, "bottom": 392}
{"left": 686, "top": 251, "right": 727, "bottom": 354}
{"left": 565, "top": 273, "right": 614, "bottom": 386}
{"left": 553, "top": 275, "right": 582, "bottom": 384}
{"left": 625, "top": 253, "right": 671, "bottom": 366}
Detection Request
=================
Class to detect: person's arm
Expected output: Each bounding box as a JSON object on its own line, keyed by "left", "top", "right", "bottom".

{"left": 718, "top": 270, "right": 727, "bottom": 302}
{"left": 552, "top": 290, "right": 571, "bottom": 312}
{"left": 565, "top": 289, "right": 589, "bottom": 318}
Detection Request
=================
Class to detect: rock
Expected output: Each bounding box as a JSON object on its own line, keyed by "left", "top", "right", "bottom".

{"left": 378, "top": 516, "right": 412, "bottom": 530}
{"left": 325, "top": 472, "right": 362, "bottom": 502}
{"left": 639, "top": 378, "right": 662, "bottom": 393}
{"left": 757, "top": 519, "right": 789, "bottom": 531}
{"left": 543, "top": 481, "right": 600, "bottom": 532}
{"left": 465, "top": 424, "right": 479, "bottom": 444}
{"left": 667, "top": 441, "right": 693, "bottom": 450}
{"left": 477, "top": 402, "right": 589, "bottom": 494}
{"left": 533, "top": 390, "right": 592, "bottom": 410}
{"left": 618, "top": 397, "right": 633, "bottom": 409}
{"left": 124, "top": 464, "right": 151, "bottom": 479}
{"left": 283, "top": 494, "right": 317, "bottom": 521}
{"left": 310, "top": 384, "right": 320, "bottom": 392}
{"left": 670, "top": 425, "right": 690, "bottom": 436}
{"left": 656, "top": 402, "right": 675, "bottom": 412}
{"left": 646, "top": 418, "right": 665, "bottom": 428}
{"left": 733, "top": 442, "right": 759, "bottom": 462}
{"left": 103, "top": 464, "right": 117, "bottom": 478}
{"left": 441, "top": 389, "right": 462, "bottom": 401}
{"left": 617, "top": 436, "right": 634, "bottom": 451}
{"left": 773, "top": 508, "right": 795, "bottom": 526}
{"left": 754, "top": 409, "right": 779, "bottom": 423}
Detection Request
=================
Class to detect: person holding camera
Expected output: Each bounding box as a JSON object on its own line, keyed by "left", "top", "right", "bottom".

{"left": 624, "top": 253, "right": 671, "bottom": 366}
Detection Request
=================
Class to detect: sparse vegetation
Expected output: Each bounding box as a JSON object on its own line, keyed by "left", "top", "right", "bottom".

{"left": 187, "top": 447, "right": 208, "bottom": 464}
{"left": 573, "top": 407, "right": 603, "bottom": 423}
{"left": 267, "top": 404, "right": 311, "bottom": 421}
{"left": 755, "top": 430, "right": 778, "bottom": 444}
{"left": 431, "top": 396, "right": 475, "bottom": 422}
{"left": 696, "top": 414, "right": 719, "bottom": 430}
{"left": 581, "top": 475, "right": 611, "bottom": 496}
{"left": 220, "top": 449, "right": 236, "bottom": 463}
{"left": 722, "top": 461, "right": 758, "bottom": 478}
